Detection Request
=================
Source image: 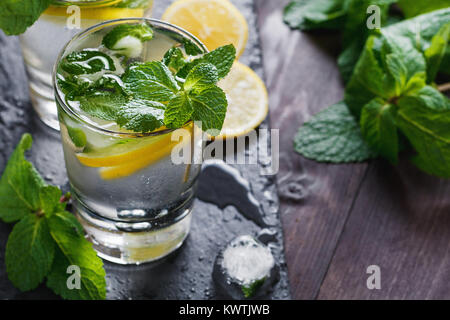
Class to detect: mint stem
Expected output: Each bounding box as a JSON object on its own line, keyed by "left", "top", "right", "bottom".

{"left": 59, "top": 192, "right": 72, "bottom": 203}
{"left": 438, "top": 82, "right": 450, "bottom": 93}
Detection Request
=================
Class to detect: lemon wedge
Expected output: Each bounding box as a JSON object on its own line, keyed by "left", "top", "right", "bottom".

{"left": 216, "top": 61, "right": 269, "bottom": 139}
{"left": 162, "top": 0, "right": 248, "bottom": 59}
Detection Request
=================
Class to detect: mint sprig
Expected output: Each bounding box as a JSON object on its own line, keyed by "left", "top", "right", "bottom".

{"left": 0, "top": 134, "right": 106, "bottom": 299}
{"left": 58, "top": 25, "right": 236, "bottom": 134}
{"left": 293, "top": 10, "right": 450, "bottom": 178}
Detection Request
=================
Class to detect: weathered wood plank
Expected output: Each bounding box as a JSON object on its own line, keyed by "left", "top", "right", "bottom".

{"left": 255, "top": 0, "right": 369, "bottom": 299}
{"left": 318, "top": 158, "right": 450, "bottom": 299}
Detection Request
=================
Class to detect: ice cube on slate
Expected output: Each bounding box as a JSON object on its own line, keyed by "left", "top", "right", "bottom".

{"left": 213, "top": 235, "right": 279, "bottom": 299}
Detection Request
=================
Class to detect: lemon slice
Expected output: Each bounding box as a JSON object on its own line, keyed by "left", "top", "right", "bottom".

{"left": 77, "top": 124, "right": 193, "bottom": 180}
{"left": 76, "top": 133, "right": 173, "bottom": 168}
{"left": 44, "top": 7, "right": 145, "bottom": 20}
{"left": 216, "top": 61, "right": 269, "bottom": 139}
{"left": 162, "top": 0, "right": 248, "bottom": 59}
{"left": 99, "top": 139, "right": 179, "bottom": 180}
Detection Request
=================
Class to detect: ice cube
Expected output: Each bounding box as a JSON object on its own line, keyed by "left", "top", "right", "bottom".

{"left": 213, "top": 235, "right": 279, "bottom": 299}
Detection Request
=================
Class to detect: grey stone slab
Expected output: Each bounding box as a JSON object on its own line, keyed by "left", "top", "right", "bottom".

{"left": 0, "top": 0, "right": 290, "bottom": 300}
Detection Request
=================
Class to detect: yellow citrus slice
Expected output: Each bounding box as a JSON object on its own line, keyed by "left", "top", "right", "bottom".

{"left": 99, "top": 139, "right": 178, "bottom": 180}
{"left": 162, "top": 0, "right": 248, "bottom": 59}
{"left": 76, "top": 133, "right": 173, "bottom": 168}
{"left": 77, "top": 124, "right": 193, "bottom": 180}
{"left": 216, "top": 61, "right": 268, "bottom": 139}
{"left": 44, "top": 7, "right": 145, "bottom": 20}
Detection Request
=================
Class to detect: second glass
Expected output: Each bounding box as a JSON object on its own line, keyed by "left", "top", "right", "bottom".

{"left": 20, "top": 0, "right": 154, "bottom": 130}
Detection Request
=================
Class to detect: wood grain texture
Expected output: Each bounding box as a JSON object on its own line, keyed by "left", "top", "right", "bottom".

{"left": 256, "top": 0, "right": 450, "bottom": 300}
{"left": 318, "top": 159, "right": 450, "bottom": 300}
{"left": 255, "top": 0, "right": 369, "bottom": 299}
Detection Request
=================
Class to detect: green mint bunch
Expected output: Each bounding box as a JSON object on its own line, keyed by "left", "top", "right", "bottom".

{"left": 294, "top": 9, "right": 450, "bottom": 178}
{"left": 283, "top": 0, "right": 450, "bottom": 82}
{"left": 58, "top": 23, "right": 236, "bottom": 134}
{"left": 0, "top": 134, "right": 106, "bottom": 300}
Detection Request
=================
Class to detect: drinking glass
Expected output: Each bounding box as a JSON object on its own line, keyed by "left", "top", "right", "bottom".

{"left": 20, "top": 0, "right": 154, "bottom": 130}
{"left": 54, "top": 18, "right": 207, "bottom": 264}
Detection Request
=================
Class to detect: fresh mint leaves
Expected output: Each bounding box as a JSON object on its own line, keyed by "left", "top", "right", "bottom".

{"left": 398, "top": 0, "right": 450, "bottom": 18}
{"left": 0, "top": 0, "right": 51, "bottom": 35}
{"left": 294, "top": 102, "right": 377, "bottom": 163}
{"left": 0, "top": 134, "right": 106, "bottom": 299}
{"left": 178, "top": 44, "right": 236, "bottom": 79}
{"left": 122, "top": 61, "right": 181, "bottom": 102}
{"left": 360, "top": 98, "right": 398, "bottom": 164}
{"left": 293, "top": 8, "right": 450, "bottom": 178}
{"left": 0, "top": 134, "right": 45, "bottom": 223}
{"left": 58, "top": 23, "right": 236, "bottom": 134}
{"left": 6, "top": 214, "right": 55, "bottom": 291}
{"left": 61, "top": 50, "right": 117, "bottom": 75}
{"left": 284, "top": 0, "right": 396, "bottom": 82}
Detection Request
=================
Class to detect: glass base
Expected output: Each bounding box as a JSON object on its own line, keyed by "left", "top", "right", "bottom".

{"left": 74, "top": 198, "right": 193, "bottom": 265}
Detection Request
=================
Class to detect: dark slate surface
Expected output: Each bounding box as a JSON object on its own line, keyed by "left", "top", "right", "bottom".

{"left": 0, "top": 0, "right": 290, "bottom": 299}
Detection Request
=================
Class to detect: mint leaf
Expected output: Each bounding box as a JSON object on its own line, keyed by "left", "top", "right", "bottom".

{"left": 102, "top": 23, "right": 153, "bottom": 58}
{"left": 338, "top": 0, "right": 396, "bottom": 82}
{"left": 360, "top": 98, "right": 398, "bottom": 164}
{"left": 0, "top": 0, "right": 51, "bottom": 35}
{"left": 191, "top": 86, "right": 228, "bottom": 133}
{"left": 67, "top": 126, "right": 87, "bottom": 148}
{"left": 345, "top": 37, "right": 393, "bottom": 117}
{"left": 116, "top": 100, "right": 165, "bottom": 133}
{"left": 163, "top": 47, "right": 187, "bottom": 74}
{"left": 382, "top": 8, "right": 450, "bottom": 76}
{"left": 75, "top": 91, "right": 128, "bottom": 121}
{"left": 424, "top": 23, "right": 450, "bottom": 83}
{"left": 294, "top": 102, "right": 377, "bottom": 162}
{"left": 184, "top": 63, "right": 219, "bottom": 92}
{"left": 39, "top": 186, "right": 63, "bottom": 217}
{"left": 164, "top": 92, "right": 193, "bottom": 129}
{"left": 242, "top": 277, "right": 266, "bottom": 299}
{"left": 0, "top": 134, "right": 45, "bottom": 223}
{"left": 397, "top": 88, "right": 450, "bottom": 177}
{"left": 398, "top": 0, "right": 450, "bottom": 18}
{"left": 345, "top": 34, "right": 427, "bottom": 117}
{"left": 60, "top": 50, "right": 116, "bottom": 75}
{"left": 6, "top": 214, "right": 55, "bottom": 291}
{"left": 47, "top": 211, "right": 106, "bottom": 300}
{"left": 123, "top": 61, "right": 180, "bottom": 102}
{"left": 178, "top": 44, "right": 236, "bottom": 79}
{"left": 183, "top": 38, "right": 204, "bottom": 56}
{"left": 283, "top": 0, "right": 347, "bottom": 30}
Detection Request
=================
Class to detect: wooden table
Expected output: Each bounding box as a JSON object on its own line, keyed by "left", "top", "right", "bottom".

{"left": 256, "top": 0, "right": 450, "bottom": 299}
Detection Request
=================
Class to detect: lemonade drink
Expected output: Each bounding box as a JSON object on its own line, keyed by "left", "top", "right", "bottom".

{"left": 54, "top": 19, "right": 210, "bottom": 264}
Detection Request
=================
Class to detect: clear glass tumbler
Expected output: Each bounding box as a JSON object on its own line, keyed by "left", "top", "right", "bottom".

{"left": 54, "top": 18, "right": 207, "bottom": 264}
{"left": 20, "top": 0, "right": 154, "bottom": 130}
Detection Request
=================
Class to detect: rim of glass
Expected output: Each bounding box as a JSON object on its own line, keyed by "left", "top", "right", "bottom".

{"left": 51, "top": 0, "right": 123, "bottom": 7}
{"left": 53, "top": 18, "right": 208, "bottom": 137}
